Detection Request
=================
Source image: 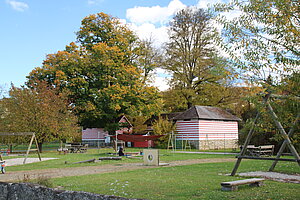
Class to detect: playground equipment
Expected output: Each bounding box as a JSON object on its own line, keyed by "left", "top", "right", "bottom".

{"left": 0, "top": 132, "right": 41, "bottom": 164}
{"left": 231, "top": 93, "right": 300, "bottom": 176}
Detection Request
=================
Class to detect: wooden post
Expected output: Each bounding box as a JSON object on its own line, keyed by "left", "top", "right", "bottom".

{"left": 266, "top": 103, "right": 300, "bottom": 166}
{"left": 269, "top": 113, "right": 300, "bottom": 171}
{"left": 33, "top": 134, "right": 42, "bottom": 161}
{"left": 23, "top": 134, "right": 35, "bottom": 164}
{"left": 231, "top": 111, "right": 260, "bottom": 176}
{"left": 231, "top": 94, "right": 270, "bottom": 176}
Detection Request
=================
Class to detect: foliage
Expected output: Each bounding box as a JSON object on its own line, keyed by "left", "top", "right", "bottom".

{"left": 152, "top": 117, "right": 176, "bottom": 148}
{"left": 26, "top": 12, "right": 161, "bottom": 129}
{"left": 239, "top": 73, "right": 300, "bottom": 150}
{"left": 163, "top": 7, "right": 237, "bottom": 109}
{"left": 0, "top": 82, "right": 79, "bottom": 151}
{"left": 214, "top": 0, "right": 300, "bottom": 84}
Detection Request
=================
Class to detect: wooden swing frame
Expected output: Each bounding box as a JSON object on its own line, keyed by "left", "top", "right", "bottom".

{"left": 0, "top": 132, "right": 41, "bottom": 164}
{"left": 231, "top": 93, "right": 300, "bottom": 176}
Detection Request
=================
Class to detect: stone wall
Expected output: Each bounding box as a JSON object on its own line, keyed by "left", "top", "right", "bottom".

{"left": 187, "top": 139, "right": 238, "bottom": 150}
{"left": 0, "top": 182, "right": 142, "bottom": 200}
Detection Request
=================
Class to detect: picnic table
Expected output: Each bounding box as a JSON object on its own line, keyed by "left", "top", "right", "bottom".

{"left": 65, "top": 144, "right": 88, "bottom": 153}
{"left": 242, "top": 145, "right": 274, "bottom": 157}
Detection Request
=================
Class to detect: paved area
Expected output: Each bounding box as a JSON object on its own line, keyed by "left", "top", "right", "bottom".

{"left": 238, "top": 171, "right": 300, "bottom": 184}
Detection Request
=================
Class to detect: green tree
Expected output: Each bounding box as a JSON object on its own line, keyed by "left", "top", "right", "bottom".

{"left": 27, "top": 12, "right": 161, "bottom": 130}
{"left": 164, "top": 7, "right": 236, "bottom": 109}
{"left": 0, "top": 82, "right": 79, "bottom": 152}
{"left": 213, "top": 0, "right": 300, "bottom": 149}
{"left": 136, "top": 38, "right": 162, "bottom": 84}
{"left": 152, "top": 117, "right": 176, "bottom": 148}
{"left": 214, "top": 0, "right": 299, "bottom": 83}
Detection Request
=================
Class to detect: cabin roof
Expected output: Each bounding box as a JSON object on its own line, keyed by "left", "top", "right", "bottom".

{"left": 173, "top": 106, "right": 241, "bottom": 121}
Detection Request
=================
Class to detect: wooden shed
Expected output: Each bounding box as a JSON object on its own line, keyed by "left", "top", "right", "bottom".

{"left": 173, "top": 106, "right": 241, "bottom": 150}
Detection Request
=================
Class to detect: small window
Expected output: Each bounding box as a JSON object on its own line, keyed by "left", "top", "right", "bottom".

{"left": 183, "top": 119, "right": 191, "bottom": 121}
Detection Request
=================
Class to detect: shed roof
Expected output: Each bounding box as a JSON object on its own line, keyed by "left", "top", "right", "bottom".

{"left": 173, "top": 106, "right": 241, "bottom": 121}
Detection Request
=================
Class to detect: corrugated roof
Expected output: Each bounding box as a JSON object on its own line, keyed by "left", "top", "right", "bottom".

{"left": 173, "top": 106, "right": 241, "bottom": 121}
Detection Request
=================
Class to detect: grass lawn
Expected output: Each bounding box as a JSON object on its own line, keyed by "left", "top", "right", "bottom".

{"left": 5, "top": 148, "right": 234, "bottom": 171}
{"left": 4, "top": 147, "right": 300, "bottom": 199}
{"left": 51, "top": 160, "right": 300, "bottom": 200}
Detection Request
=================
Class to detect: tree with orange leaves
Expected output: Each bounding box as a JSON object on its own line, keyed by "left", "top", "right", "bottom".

{"left": 0, "top": 82, "right": 79, "bottom": 152}
{"left": 27, "top": 12, "right": 161, "bottom": 131}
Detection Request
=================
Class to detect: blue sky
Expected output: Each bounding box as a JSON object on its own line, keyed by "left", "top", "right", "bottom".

{"left": 0, "top": 0, "right": 221, "bottom": 92}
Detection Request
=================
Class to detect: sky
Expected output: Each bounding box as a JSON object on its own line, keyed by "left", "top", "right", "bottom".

{"left": 0, "top": 0, "right": 224, "bottom": 92}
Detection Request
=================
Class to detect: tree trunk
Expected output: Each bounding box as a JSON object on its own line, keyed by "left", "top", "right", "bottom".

{"left": 38, "top": 142, "right": 43, "bottom": 153}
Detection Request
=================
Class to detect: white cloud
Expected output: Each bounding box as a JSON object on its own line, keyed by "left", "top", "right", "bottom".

{"left": 129, "top": 23, "right": 169, "bottom": 47}
{"left": 6, "top": 0, "right": 29, "bottom": 12}
{"left": 126, "top": 0, "right": 186, "bottom": 25}
{"left": 197, "top": 0, "right": 223, "bottom": 9}
{"left": 87, "top": 0, "right": 104, "bottom": 5}
{"left": 125, "top": 0, "right": 235, "bottom": 91}
{"left": 151, "top": 68, "right": 172, "bottom": 91}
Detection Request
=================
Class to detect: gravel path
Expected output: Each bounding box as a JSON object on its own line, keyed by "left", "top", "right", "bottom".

{"left": 238, "top": 171, "right": 300, "bottom": 184}
{"left": 0, "top": 158, "right": 236, "bottom": 182}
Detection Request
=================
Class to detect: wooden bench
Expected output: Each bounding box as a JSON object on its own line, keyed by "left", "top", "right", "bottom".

{"left": 57, "top": 147, "right": 68, "bottom": 154}
{"left": 253, "top": 145, "right": 274, "bottom": 157}
{"left": 221, "top": 178, "right": 265, "bottom": 191}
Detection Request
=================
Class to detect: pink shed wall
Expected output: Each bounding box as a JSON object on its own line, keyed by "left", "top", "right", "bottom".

{"left": 176, "top": 120, "right": 238, "bottom": 140}
{"left": 82, "top": 128, "right": 108, "bottom": 140}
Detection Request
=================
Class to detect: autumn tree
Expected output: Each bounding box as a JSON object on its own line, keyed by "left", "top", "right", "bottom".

{"left": 152, "top": 117, "right": 176, "bottom": 148}
{"left": 27, "top": 12, "right": 161, "bottom": 130}
{"left": 0, "top": 82, "right": 79, "bottom": 152}
{"left": 163, "top": 7, "right": 237, "bottom": 109}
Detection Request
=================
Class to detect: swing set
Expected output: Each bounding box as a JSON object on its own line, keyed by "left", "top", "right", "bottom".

{"left": 231, "top": 92, "right": 300, "bottom": 176}
{"left": 0, "top": 132, "right": 41, "bottom": 164}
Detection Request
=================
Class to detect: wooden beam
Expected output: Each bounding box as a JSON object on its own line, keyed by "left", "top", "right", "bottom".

{"left": 33, "top": 133, "right": 41, "bottom": 161}
{"left": 0, "top": 132, "right": 35, "bottom": 136}
{"left": 23, "top": 134, "right": 35, "bottom": 164}
{"left": 231, "top": 111, "right": 261, "bottom": 176}
{"left": 266, "top": 102, "right": 300, "bottom": 166}
{"left": 238, "top": 156, "right": 300, "bottom": 162}
{"left": 269, "top": 113, "right": 300, "bottom": 171}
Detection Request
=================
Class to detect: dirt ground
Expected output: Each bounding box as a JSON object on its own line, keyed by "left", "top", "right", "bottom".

{"left": 0, "top": 158, "right": 236, "bottom": 182}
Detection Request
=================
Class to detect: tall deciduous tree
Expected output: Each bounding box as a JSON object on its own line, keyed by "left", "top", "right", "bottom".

{"left": 214, "top": 0, "right": 299, "bottom": 83}
{"left": 27, "top": 12, "right": 161, "bottom": 130}
{"left": 164, "top": 7, "right": 235, "bottom": 109}
{"left": 136, "top": 38, "right": 162, "bottom": 84}
{"left": 0, "top": 82, "right": 79, "bottom": 152}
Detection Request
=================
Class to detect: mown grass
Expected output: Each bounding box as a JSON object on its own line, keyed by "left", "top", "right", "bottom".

{"left": 4, "top": 148, "right": 234, "bottom": 171}
{"left": 51, "top": 159, "right": 300, "bottom": 200}
{"left": 4, "top": 147, "right": 300, "bottom": 199}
